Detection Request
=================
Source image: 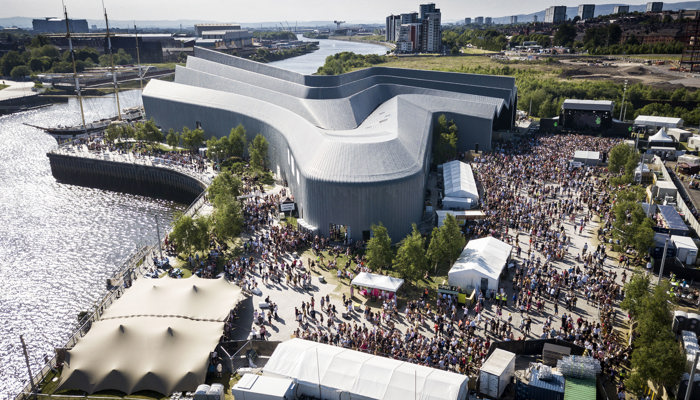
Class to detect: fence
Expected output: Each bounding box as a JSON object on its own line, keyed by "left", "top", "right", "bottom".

{"left": 13, "top": 163, "right": 212, "bottom": 400}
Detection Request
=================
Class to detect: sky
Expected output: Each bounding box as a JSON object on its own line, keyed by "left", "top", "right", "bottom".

{"left": 0, "top": 0, "right": 653, "bottom": 23}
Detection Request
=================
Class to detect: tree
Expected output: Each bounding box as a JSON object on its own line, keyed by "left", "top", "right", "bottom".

{"left": 620, "top": 273, "right": 650, "bottom": 320}
{"left": 249, "top": 133, "right": 269, "bottom": 170}
{"left": 365, "top": 223, "right": 393, "bottom": 271}
{"left": 104, "top": 123, "right": 135, "bottom": 143}
{"left": 393, "top": 224, "right": 428, "bottom": 281}
{"left": 181, "top": 126, "right": 205, "bottom": 151}
{"left": 206, "top": 136, "right": 229, "bottom": 162}
{"left": 134, "top": 119, "right": 163, "bottom": 143}
{"left": 166, "top": 129, "right": 180, "bottom": 148}
{"left": 10, "top": 65, "right": 30, "bottom": 80}
{"left": 169, "top": 213, "right": 210, "bottom": 254}
{"left": 207, "top": 170, "right": 242, "bottom": 206}
{"left": 1, "top": 51, "right": 24, "bottom": 76}
{"left": 427, "top": 214, "right": 466, "bottom": 273}
{"left": 553, "top": 23, "right": 577, "bottom": 47}
{"left": 625, "top": 281, "right": 685, "bottom": 395}
{"left": 608, "top": 142, "right": 637, "bottom": 176}
{"left": 211, "top": 196, "right": 243, "bottom": 241}
{"left": 228, "top": 124, "right": 247, "bottom": 158}
{"left": 433, "top": 114, "right": 459, "bottom": 164}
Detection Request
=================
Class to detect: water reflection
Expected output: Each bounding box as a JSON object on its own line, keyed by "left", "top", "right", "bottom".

{"left": 0, "top": 91, "right": 183, "bottom": 397}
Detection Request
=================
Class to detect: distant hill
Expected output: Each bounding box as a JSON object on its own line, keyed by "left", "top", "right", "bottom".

{"left": 489, "top": 1, "right": 700, "bottom": 24}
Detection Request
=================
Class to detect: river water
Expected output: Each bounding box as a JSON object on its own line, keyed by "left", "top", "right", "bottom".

{"left": 1, "top": 36, "right": 387, "bottom": 399}
{"left": 269, "top": 34, "right": 388, "bottom": 75}
{"left": 0, "top": 91, "right": 183, "bottom": 398}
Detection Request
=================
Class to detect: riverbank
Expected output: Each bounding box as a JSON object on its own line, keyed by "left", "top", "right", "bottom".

{"left": 331, "top": 35, "right": 395, "bottom": 51}
{"left": 248, "top": 42, "right": 320, "bottom": 63}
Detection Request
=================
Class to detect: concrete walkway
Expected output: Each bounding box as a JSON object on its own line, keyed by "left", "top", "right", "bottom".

{"left": 0, "top": 80, "right": 36, "bottom": 102}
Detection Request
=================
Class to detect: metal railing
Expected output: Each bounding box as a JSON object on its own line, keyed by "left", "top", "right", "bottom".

{"left": 14, "top": 159, "right": 213, "bottom": 400}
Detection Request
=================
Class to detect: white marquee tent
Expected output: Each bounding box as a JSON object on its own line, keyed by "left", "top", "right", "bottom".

{"left": 442, "top": 160, "right": 479, "bottom": 210}
{"left": 58, "top": 277, "right": 244, "bottom": 394}
{"left": 351, "top": 272, "right": 404, "bottom": 293}
{"left": 648, "top": 127, "right": 675, "bottom": 144}
{"left": 635, "top": 115, "right": 683, "bottom": 129}
{"left": 448, "top": 237, "right": 512, "bottom": 293}
{"left": 263, "top": 339, "right": 469, "bottom": 400}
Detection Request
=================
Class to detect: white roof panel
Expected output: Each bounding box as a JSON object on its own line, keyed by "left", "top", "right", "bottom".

{"left": 449, "top": 236, "right": 513, "bottom": 281}
{"left": 635, "top": 115, "right": 683, "bottom": 128}
{"left": 442, "top": 160, "right": 479, "bottom": 200}
{"left": 480, "top": 349, "right": 516, "bottom": 376}
{"left": 351, "top": 272, "right": 404, "bottom": 292}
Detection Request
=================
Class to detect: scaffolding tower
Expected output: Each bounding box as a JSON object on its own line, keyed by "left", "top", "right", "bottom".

{"left": 680, "top": 19, "right": 700, "bottom": 72}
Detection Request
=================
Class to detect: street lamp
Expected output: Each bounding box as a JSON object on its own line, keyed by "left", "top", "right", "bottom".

{"left": 619, "top": 79, "right": 628, "bottom": 121}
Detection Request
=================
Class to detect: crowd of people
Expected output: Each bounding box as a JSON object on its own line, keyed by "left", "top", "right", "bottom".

{"left": 145, "top": 132, "right": 638, "bottom": 396}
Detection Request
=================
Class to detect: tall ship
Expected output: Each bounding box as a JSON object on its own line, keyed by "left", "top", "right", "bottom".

{"left": 26, "top": 3, "right": 144, "bottom": 139}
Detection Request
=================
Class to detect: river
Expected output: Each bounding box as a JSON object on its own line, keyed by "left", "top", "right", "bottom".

{"left": 1, "top": 36, "right": 387, "bottom": 399}
{"left": 269, "top": 34, "right": 388, "bottom": 75}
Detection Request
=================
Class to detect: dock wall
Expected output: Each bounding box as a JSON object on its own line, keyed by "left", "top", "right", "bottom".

{"left": 47, "top": 153, "right": 206, "bottom": 204}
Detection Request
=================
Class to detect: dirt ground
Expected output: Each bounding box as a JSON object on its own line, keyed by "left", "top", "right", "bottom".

{"left": 558, "top": 58, "right": 700, "bottom": 88}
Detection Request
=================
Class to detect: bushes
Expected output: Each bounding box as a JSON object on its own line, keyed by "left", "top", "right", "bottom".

{"left": 316, "top": 52, "right": 385, "bottom": 75}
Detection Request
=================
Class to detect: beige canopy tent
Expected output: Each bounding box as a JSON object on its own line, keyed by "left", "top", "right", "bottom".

{"left": 58, "top": 277, "right": 244, "bottom": 395}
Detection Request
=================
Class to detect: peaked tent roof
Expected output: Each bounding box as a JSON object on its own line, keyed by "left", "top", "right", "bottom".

{"left": 442, "top": 160, "right": 479, "bottom": 200}
{"left": 648, "top": 127, "right": 674, "bottom": 143}
{"left": 449, "top": 236, "right": 513, "bottom": 282}
{"left": 58, "top": 277, "right": 244, "bottom": 395}
{"left": 263, "top": 339, "right": 468, "bottom": 400}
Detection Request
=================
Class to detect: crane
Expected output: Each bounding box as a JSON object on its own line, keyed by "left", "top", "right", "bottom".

{"left": 334, "top": 20, "right": 345, "bottom": 30}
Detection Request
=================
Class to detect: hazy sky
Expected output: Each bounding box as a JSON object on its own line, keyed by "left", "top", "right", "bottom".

{"left": 2, "top": 0, "right": 648, "bottom": 22}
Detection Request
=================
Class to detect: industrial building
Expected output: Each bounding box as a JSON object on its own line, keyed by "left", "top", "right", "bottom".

{"left": 545, "top": 6, "right": 568, "bottom": 24}
{"left": 614, "top": 5, "right": 630, "bottom": 14}
{"left": 33, "top": 17, "right": 88, "bottom": 33}
{"left": 647, "top": 2, "right": 664, "bottom": 12}
{"left": 142, "top": 47, "right": 517, "bottom": 241}
{"left": 194, "top": 23, "right": 241, "bottom": 37}
{"left": 577, "top": 4, "right": 595, "bottom": 20}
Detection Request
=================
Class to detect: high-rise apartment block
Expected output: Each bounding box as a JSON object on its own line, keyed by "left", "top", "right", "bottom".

{"left": 613, "top": 5, "right": 630, "bottom": 14}
{"left": 510, "top": 15, "right": 518, "bottom": 24}
{"left": 577, "top": 4, "right": 595, "bottom": 20}
{"left": 387, "top": 3, "right": 442, "bottom": 53}
{"left": 545, "top": 6, "right": 568, "bottom": 24}
{"left": 485, "top": 17, "right": 493, "bottom": 25}
{"left": 464, "top": 17, "right": 472, "bottom": 25}
{"left": 385, "top": 15, "right": 401, "bottom": 41}
{"left": 474, "top": 16, "right": 484, "bottom": 25}
{"left": 646, "top": 2, "right": 663, "bottom": 12}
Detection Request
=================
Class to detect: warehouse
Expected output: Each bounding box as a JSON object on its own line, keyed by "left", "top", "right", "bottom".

{"left": 143, "top": 47, "right": 517, "bottom": 240}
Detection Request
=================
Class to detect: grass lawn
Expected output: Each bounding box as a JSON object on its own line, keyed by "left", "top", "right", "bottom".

{"left": 146, "top": 62, "right": 184, "bottom": 70}
{"left": 0, "top": 84, "right": 7, "bottom": 91}
{"left": 460, "top": 47, "right": 498, "bottom": 55}
{"left": 368, "top": 54, "right": 561, "bottom": 77}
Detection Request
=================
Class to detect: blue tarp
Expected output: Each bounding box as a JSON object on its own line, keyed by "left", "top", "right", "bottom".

{"left": 657, "top": 204, "right": 690, "bottom": 236}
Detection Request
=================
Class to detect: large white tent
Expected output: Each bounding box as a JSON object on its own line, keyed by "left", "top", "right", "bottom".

{"left": 635, "top": 115, "right": 683, "bottom": 129}
{"left": 351, "top": 272, "right": 404, "bottom": 293}
{"left": 58, "top": 277, "right": 244, "bottom": 394}
{"left": 648, "top": 127, "right": 675, "bottom": 144}
{"left": 448, "top": 237, "right": 512, "bottom": 293}
{"left": 263, "top": 339, "right": 469, "bottom": 400}
{"left": 442, "top": 160, "right": 479, "bottom": 210}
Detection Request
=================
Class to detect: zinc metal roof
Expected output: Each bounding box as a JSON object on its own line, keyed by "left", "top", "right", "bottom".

{"left": 143, "top": 47, "right": 517, "bottom": 184}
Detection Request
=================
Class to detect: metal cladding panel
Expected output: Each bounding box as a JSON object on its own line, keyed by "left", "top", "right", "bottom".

{"left": 144, "top": 49, "right": 517, "bottom": 240}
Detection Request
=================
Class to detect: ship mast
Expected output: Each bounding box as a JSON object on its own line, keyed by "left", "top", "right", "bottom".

{"left": 103, "top": 0, "right": 122, "bottom": 120}
{"left": 133, "top": 23, "right": 146, "bottom": 120}
{"left": 63, "top": 2, "right": 87, "bottom": 133}
{"left": 134, "top": 23, "right": 143, "bottom": 92}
